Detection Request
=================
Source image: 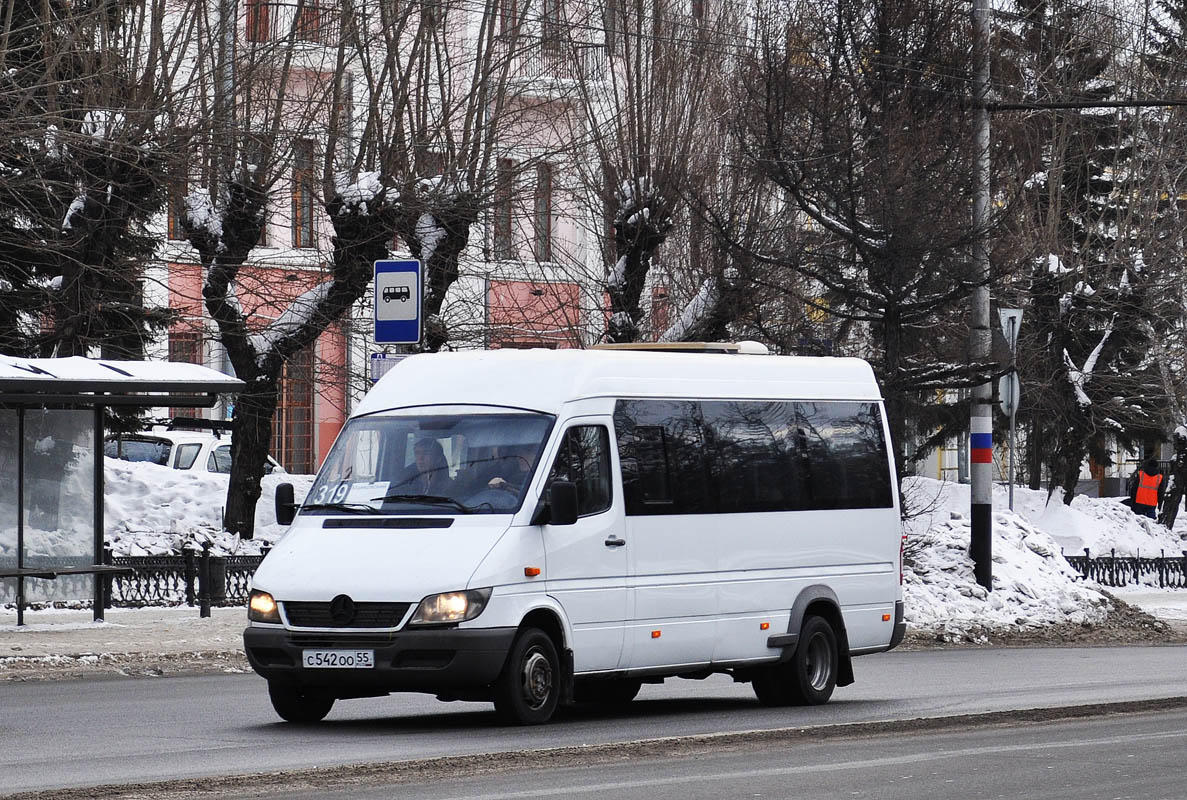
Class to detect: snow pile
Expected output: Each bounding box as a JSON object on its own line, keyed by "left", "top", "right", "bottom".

{"left": 904, "top": 479, "right": 1111, "bottom": 640}
{"left": 105, "top": 460, "right": 314, "bottom": 557}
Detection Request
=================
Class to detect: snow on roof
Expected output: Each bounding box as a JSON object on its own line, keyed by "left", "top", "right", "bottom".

{"left": 355, "top": 348, "right": 882, "bottom": 417}
{"left": 0, "top": 356, "right": 244, "bottom": 397}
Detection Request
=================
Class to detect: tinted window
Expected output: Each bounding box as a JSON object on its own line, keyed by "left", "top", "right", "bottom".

{"left": 545, "top": 426, "right": 612, "bottom": 516}
{"left": 702, "top": 401, "right": 804, "bottom": 513}
{"left": 615, "top": 400, "right": 710, "bottom": 515}
{"left": 174, "top": 443, "right": 202, "bottom": 470}
{"left": 795, "top": 402, "right": 893, "bottom": 510}
{"left": 615, "top": 398, "right": 892, "bottom": 515}
{"left": 207, "top": 445, "right": 232, "bottom": 474}
{"left": 104, "top": 437, "right": 172, "bottom": 466}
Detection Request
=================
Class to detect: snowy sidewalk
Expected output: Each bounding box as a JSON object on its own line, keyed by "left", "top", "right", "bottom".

{"left": 0, "top": 606, "right": 248, "bottom": 680}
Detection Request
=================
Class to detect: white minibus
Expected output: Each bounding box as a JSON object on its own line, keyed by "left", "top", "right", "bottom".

{"left": 245, "top": 344, "right": 906, "bottom": 725}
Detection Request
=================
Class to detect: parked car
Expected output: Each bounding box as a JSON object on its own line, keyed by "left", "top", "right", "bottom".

{"left": 105, "top": 418, "right": 285, "bottom": 475}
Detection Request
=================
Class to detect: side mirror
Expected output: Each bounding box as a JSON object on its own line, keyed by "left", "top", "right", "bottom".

{"left": 548, "top": 481, "right": 579, "bottom": 526}
{"left": 275, "top": 482, "right": 297, "bottom": 526}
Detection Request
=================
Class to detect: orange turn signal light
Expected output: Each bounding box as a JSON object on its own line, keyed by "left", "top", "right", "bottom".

{"left": 524, "top": 567, "right": 541, "bottom": 577}
{"left": 760, "top": 622, "right": 770, "bottom": 630}
{"left": 882, "top": 614, "right": 891, "bottom": 622}
{"left": 651, "top": 630, "right": 662, "bottom": 639}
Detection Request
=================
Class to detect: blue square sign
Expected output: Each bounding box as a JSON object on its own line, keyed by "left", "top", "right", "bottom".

{"left": 374, "top": 260, "right": 421, "bottom": 344}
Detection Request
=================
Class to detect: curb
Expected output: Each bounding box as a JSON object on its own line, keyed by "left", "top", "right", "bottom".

{"left": 7, "top": 696, "right": 1187, "bottom": 800}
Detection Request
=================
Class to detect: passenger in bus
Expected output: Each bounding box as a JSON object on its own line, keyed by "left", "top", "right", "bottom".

{"left": 398, "top": 438, "right": 454, "bottom": 495}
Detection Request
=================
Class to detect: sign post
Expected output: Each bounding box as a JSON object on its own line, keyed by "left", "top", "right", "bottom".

{"left": 998, "top": 308, "right": 1023, "bottom": 510}
{"left": 373, "top": 260, "right": 422, "bottom": 345}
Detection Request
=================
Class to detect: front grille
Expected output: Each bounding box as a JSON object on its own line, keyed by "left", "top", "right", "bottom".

{"left": 286, "top": 633, "right": 399, "bottom": 647}
{"left": 283, "top": 601, "right": 411, "bottom": 629}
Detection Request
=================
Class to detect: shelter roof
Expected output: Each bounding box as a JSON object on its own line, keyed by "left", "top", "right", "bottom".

{"left": 0, "top": 356, "right": 244, "bottom": 405}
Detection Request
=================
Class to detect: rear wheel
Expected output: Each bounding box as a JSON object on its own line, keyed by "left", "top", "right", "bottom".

{"left": 494, "top": 628, "right": 560, "bottom": 725}
{"left": 753, "top": 615, "right": 838, "bottom": 707}
{"left": 573, "top": 678, "right": 642, "bottom": 706}
{"left": 268, "top": 683, "right": 335, "bottom": 723}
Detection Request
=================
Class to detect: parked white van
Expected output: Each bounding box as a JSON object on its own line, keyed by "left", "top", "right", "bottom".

{"left": 244, "top": 344, "right": 906, "bottom": 724}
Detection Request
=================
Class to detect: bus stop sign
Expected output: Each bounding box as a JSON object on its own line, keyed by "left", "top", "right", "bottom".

{"left": 374, "top": 260, "right": 421, "bottom": 344}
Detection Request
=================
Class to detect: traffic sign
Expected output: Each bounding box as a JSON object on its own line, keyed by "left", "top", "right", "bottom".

{"left": 374, "top": 260, "right": 421, "bottom": 344}
{"left": 998, "top": 308, "right": 1023, "bottom": 352}
{"left": 999, "top": 371, "right": 1021, "bottom": 416}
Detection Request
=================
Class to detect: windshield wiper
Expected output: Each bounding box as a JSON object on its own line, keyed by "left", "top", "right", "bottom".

{"left": 373, "top": 493, "right": 475, "bottom": 514}
{"left": 301, "top": 502, "right": 384, "bottom": 515}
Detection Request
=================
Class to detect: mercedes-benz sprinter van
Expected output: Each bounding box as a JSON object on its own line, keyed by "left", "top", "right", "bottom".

{"left": 244, "top": 345, "right": 906, "bottom": 724}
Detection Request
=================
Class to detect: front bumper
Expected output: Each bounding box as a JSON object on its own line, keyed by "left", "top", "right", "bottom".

{"left": 243, "top": 625, "right": 517, "bottom": 694}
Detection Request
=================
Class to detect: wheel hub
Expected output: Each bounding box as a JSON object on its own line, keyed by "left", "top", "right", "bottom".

{"left": 520, "top": 649, "right": 553, "bottom": 709}
{"left": 804, "top": 633, "right": 831, "bottom": 690}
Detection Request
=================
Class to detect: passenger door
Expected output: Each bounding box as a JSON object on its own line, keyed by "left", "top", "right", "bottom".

{"left": 540, "top": 422, "right": 628, "bottom": 673}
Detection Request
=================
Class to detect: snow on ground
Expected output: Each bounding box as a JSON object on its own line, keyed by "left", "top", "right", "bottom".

{"left": 104, "top": 460, "right": 314, "bottom": 556}
{"left": 902, "top": 477, "right": 1187, "bottom": 640}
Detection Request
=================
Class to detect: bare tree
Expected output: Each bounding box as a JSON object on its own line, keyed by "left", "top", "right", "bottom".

{"left": 0, "top": 0, "right": 196, "bottom": 361}
{"left": 558, "top": 0, "right": 738, "bottom": 343}
{"left": 181, "top": 0, "right": 552, "bottom": 536}
{"left": 731, "top": 0, "right": 999, "bottom": 475}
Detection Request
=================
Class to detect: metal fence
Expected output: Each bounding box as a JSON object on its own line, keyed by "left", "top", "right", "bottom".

{"left": 104, "top": 544, "right": 267, "bottom": 613}
{"left": 1063, "top": 548, "right": 1187, "bottom": 588}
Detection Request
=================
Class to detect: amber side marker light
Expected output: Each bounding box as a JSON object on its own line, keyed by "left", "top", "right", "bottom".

{"left": 651, "top": 630, "right": 662, "bottom": 639}
{"left": 882, "top": 614, "right": 892, "bottom": 622}
{"left": 760, "top": 622, "right": 770, "bottom": 630}
{"left": 524, "top": 566, "right": 541, "bottom": 577}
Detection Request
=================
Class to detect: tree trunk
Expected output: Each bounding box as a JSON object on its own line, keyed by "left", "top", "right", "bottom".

{"left": 1027, "top": 419, "right": 1042, "bottom": 490}
{"left": 1158, "top": 434, "right": 1187, "bottom": 529}
{"left": 223, "top": 375, "right": 280, "bottom": 538}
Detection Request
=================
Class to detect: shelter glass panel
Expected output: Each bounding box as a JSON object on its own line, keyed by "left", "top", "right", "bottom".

{"left": 0, "top": 409, "right": 17, "bottom": 602}
{"left": 21, "top": 409, "right": 95, "bottom": 602}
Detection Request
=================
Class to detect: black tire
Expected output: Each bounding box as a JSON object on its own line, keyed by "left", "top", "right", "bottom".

{"left": 493, "top": 628, "right": 561, "bottom": 725}
{"left": 752, "top": 615, "right": 838, "bottom": 707}
{"left": 573, "top": 678, "right": 642, "bottom": 706}
{"left": 268, "top": 683, "right": 335, "bottom": 723}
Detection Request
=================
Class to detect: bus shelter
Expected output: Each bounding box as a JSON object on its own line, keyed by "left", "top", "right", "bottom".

{"left": 0, "top": 356, "right": 245, "bottom": 625}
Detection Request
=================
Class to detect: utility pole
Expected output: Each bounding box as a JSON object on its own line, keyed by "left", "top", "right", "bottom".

{"left": 970, "top": 0, "right": 993, "bottom": 591}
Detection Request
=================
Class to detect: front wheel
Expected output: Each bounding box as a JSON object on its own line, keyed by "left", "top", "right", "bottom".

{"left": 753, "top": 614, "right": 838, "bottom": 707}
{"left": 268, "top": 683, "right": 335, "bottom": 723}
{"left": 494, "top": 628, "right": 561, "bottom": 724}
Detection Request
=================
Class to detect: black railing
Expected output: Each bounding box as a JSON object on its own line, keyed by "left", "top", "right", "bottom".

{"left": 104, "top": 544, "right": 268, "bottom": 613}
{"left": 1063, "top": 548, "right": 1187, "bottom": 588}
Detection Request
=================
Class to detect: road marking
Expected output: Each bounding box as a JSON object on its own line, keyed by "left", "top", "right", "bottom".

{"left": 429, "top": 727, "right": 1187, "bottom": 800}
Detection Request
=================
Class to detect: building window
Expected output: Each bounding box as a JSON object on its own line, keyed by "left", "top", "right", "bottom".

{"left": 650, "top": 285, "right": 670, "bottom": 340}
{"left": 534, "top": 163, "right": 553, "bottom": 263}
{"left": 493, "top": 158, "right": 515, "bottom": 261}
{"left": 542, "top": 0, "right": 564, "bottom": 48}
{"left": 167, "top": 178, "right": 187, "bottom": 241}
{"left": 292, "top": 140, "right": 316, "bottom": 249}
{"left": 247, "top": 0, "right": 271, "bottom": 41}
{"left": 604, "top": 0, "right": 623, "bottom": 50}
{"left": 169, "top": 329, "right": 204, "bottom": 418}
{"left": 295, "top": 0, "right": 323, "bottom": 42}
{"left": 273, "top": 346, "right": 315, "bottom": 473}
{"left": 499, "top": 0, "right": 517, "bottom": 35}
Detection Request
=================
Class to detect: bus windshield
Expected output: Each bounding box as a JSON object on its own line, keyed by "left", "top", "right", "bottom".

{"left": 303, "top": 411, "right": 555, "bottom": 515}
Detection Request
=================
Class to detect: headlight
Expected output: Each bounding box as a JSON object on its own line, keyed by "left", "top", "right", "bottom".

{"left": 410, "top": 588, "right": 492, "bottom": 625}
{"left": 248, "top": 590, "right": 281, "bottom": 623}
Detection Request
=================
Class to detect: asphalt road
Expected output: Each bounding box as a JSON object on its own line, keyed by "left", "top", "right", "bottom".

{"left": 269, "top": 708, "right": 1187, "bottom": 800}
{"left": 3, "top": 646, "right": 1187, "bottom": 796}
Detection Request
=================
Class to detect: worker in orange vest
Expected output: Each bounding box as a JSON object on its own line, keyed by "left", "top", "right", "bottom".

{"left": 1132, "top": 458, "right": 1165, "bottom": 519}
